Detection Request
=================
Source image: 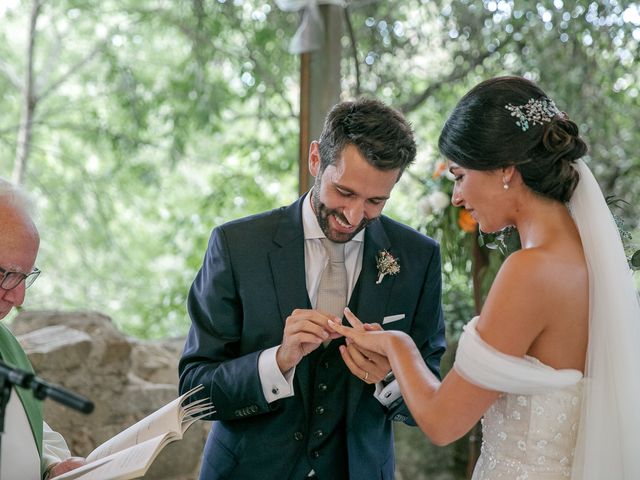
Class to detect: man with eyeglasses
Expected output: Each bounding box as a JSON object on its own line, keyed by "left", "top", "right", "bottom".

{"left": 0, "top": 179, "right": 85, "bottom": 479}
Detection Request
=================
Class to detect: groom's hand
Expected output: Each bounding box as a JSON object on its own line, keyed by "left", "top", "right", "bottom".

{"left": 343, "top": 342, "right": 391, "bottom": 384}
{"left": 276, "top": 309, "right": 338, "bottom": 373}
{"left": 341, "top": 323, "right": 392, "bottom": 384}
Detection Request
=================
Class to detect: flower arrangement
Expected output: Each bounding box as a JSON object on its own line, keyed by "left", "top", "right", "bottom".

{"left": 424, "top": 160, "right": 479, "bottom": 235}
{"left": 457, "top": 209, "right": 477, "bottom": 233}
{"left": 376, "top": 250, "right": 400, "bottom": 284}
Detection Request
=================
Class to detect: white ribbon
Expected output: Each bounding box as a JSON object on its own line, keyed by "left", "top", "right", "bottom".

{"left": 275, "top": 0, "right": 346, "bottom": 54}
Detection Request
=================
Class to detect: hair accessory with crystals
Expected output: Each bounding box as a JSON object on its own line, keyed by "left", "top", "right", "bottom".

{"left": 504, "top": 97, "right": 560, "bottom": 132}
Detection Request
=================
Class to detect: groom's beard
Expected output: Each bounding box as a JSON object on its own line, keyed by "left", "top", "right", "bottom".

{"left": 311, "top": 187, "right": 373, "bottom": 243}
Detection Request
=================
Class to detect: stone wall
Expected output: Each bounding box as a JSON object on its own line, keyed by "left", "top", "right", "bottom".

{"left": 12, "top": 310, "right": 208, "bottom": 480}
{"left": 11, "top": 310, "right": 470, "bottom": 480}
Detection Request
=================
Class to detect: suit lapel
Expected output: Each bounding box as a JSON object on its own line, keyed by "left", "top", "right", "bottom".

{"left": 347, "top": 218, "right": 397, "bottom": 421}
{"left": 268, "top": 195, "right": 313, "bottom": 418}
{"left": 269, "top": 197, "right": 309, "bottom": 322}
{"left": 350, "top": 219, "right": 395, "bottom": 328}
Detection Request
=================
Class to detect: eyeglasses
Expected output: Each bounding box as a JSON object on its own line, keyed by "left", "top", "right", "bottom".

{"left": 0, "top": 266, "right": 41, "bottom": 291}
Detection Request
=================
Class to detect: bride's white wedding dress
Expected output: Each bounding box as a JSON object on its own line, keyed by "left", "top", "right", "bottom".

{"left": 456, "top": 317, "right": 584, "bottom": 479}
{"left": 452, "top": 160, "right": 640, "bottom": 478}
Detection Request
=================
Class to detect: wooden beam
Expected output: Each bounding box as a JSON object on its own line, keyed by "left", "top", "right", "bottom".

{"left": 298, "top": 4, "right": 343, "bottom": 196}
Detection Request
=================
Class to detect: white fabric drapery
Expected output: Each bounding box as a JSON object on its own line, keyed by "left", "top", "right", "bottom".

{"left": 275, "top": 0, "right": 346, "bottom": 54}
{"left": 455, "top": 316, "right": 583, "bottom": 394}
{"left": 569, "top": 159, "right": 640, "bottom": 479}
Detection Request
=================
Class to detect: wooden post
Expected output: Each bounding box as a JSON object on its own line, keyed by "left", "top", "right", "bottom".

{"left": 298, "top": 5, "right": 343, "bottom": 196}
{"left": 467, "top": 230, "right": 490, "bottom": 478}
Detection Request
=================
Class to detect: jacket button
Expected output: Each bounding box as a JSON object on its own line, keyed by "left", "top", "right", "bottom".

{"left": 318, "top": 383, "right": 327, "bottom": 391}
{"left": 311, "top": 450, "right": 320, "bottom": 459}
{"left": 294, "top": 432, "right": 304, "bottom": 441}
{"left": 314, "top": 430, "right": 324, "bottom": 439}
{"left": 315, "top": 406, "right": 325, "bottom": 415}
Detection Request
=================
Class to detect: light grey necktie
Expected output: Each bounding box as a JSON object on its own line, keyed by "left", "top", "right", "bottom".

{"left": 316, "top": 238, "right": 348, "bottom": 326}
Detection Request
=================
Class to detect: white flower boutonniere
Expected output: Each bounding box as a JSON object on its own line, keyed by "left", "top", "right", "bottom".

{"left": 376, "top": 250, "right": 400, "bottom": 284}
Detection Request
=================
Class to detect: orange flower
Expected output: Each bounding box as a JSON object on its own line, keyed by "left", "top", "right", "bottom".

{"left": 432, "top": 161, "right": 447, "bottom": 179}
{"left": 458, "top": 208, "right": 478, "bottom": 233}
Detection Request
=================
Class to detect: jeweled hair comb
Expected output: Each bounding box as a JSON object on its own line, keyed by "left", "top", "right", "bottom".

{"left": 504, "top": 98, "right": 560, "bottom": 132}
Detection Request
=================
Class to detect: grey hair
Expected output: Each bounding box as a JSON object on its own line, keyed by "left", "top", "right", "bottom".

{"left": 0, "top": 177, "right": 37, "bottom": 218}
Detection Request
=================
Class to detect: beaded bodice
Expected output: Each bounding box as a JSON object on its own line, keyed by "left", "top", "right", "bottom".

{"left": 472, "top": 379, "right": 583, "bottom": 479}
{"left": 454, "top": 317, "right": 584, "bottom": 480}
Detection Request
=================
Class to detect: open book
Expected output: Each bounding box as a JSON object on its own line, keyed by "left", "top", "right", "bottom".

{"left": 56, "top": 385, "right": 214, "bottom": 480}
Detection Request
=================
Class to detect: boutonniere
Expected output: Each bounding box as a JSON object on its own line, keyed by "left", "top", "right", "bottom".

{"left": 376, "top": 250, "right": 400, "bottom": 284}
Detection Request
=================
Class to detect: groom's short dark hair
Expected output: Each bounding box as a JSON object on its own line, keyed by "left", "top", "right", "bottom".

{"left": 317, "top": 98, "right": 416, "bottom": 177}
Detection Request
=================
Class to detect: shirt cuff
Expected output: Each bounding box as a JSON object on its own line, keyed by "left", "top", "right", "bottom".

{"left": 373, "top": 379, "right": 402, "bottom": 407}
{"left": 258, "top": 345, "right": 295, "bottom": 403}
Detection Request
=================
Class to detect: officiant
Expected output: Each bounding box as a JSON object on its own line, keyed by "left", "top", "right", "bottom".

{"left": 0, "top": 178, "right": 85, "bottom": 479}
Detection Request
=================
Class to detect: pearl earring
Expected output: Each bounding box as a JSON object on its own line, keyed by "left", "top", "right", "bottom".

{"left": 503, "top": 178, "right": 509, "bottom": 190}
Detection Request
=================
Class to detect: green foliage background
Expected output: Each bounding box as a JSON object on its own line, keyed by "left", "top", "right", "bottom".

{"left": 1, "top": 0, "right": 638, "bottom": 338}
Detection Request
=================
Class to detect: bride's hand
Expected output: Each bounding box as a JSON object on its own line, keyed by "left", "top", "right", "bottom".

{"left": 328, "top": 307, "right": 394, "bottom": 357}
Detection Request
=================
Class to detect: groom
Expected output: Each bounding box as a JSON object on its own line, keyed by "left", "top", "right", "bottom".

{"left": 179, "top": 98, "right": 446, "bottom": 479}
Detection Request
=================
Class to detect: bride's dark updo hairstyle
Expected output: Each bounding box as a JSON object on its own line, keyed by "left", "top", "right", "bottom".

{"left": 438, "top": 76, "right": 588, "bottom": 202}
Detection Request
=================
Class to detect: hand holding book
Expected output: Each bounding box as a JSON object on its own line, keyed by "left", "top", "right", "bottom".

{"left": 55, "top": 385, "right": 213, "bottom": 480}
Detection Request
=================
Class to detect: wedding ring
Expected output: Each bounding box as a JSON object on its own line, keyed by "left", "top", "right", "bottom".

{"left": 363, "top": 371, "right": 369, "bottom": 381}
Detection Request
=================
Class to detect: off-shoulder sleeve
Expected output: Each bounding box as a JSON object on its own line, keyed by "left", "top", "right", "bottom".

{"left": 453, "top": 317, "right": 583, "bottom": 395}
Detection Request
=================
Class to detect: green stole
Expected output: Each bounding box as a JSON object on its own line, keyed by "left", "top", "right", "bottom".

{"left": 0, "top": 322, "right": 44, "bottom": 474}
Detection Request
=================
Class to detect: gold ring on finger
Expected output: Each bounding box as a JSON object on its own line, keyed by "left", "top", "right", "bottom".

{"left": 363, "top": 371, "right": 369, "bottom": 381}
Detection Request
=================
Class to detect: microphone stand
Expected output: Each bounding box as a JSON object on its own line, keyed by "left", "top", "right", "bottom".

{"left": 0, "top": 360, "right": 94, "bottom": 472}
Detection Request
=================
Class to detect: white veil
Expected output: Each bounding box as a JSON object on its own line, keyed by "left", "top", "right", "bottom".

{"left": 570, "top": 159, "right": 640, "bottom": 479}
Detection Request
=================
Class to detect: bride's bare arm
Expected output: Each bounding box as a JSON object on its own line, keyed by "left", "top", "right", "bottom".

{"left": 330, "top": 310, "right": 499, "bottom": 445}
{"left": 330, "top": 248, "right": 584, "bottom": 445}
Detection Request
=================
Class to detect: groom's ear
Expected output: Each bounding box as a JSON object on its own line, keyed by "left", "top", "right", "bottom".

{"left": 309, "top": 141, "right": 321, "bottom": 178}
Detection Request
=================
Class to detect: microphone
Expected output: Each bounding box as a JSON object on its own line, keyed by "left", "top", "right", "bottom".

{"left": 0, "top": 361, "right": 94, "bottom": 414}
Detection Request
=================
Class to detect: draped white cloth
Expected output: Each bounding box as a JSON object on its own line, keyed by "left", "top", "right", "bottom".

{"left": 569, "top": 159, "right": 640, "bottom": 479}
{"left": 456, "top": 317, "right": 583, "bottom": 395}
{"left": 274, "top": 0, "right": 346, "bottom": 54}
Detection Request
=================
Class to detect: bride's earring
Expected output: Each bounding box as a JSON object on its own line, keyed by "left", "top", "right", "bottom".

{"left": 503, "top": 178, "right": 510, "bottom": 190}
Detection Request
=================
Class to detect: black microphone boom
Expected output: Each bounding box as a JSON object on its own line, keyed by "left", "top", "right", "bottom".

{"left": 0, "top": 361, "right": 94, "bottom": 414}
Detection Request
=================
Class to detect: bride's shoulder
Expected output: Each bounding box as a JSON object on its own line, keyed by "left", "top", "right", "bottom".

{"left": 476, "top": 247, "right": 584, "bottom": 354}
{"left": 494, "top": 248, "right": 551, "bottom": 283}
{"left": 498, "top": 246, "right": 586, "bottom": 290}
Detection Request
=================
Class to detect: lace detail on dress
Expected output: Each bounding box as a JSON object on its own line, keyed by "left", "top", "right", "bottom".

{"left": 454, "top": 317, "right": 584, "bottom": 480}
{"left": 472, "top": 383, "right": 583, "bottom": 479}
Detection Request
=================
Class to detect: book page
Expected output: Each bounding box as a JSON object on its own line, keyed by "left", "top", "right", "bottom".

{"left": 86, "top": 385, "right": 209, "bottom": 463}
{"left": 56, "top": 435, "right": 169, "bottom": 480}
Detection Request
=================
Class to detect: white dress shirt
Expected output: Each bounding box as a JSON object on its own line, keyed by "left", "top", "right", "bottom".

{"left": 258, "top": 193, "right": 401, "bottom": 406}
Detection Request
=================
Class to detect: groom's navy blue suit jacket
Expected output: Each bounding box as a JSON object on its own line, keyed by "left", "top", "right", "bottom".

{"left": 179, "top": 195, "right": 446, "bottom": 480}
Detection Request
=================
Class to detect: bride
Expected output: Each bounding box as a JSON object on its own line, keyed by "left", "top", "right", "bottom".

{"left": 329, "top": 76, "right": 640, "bottom": 478}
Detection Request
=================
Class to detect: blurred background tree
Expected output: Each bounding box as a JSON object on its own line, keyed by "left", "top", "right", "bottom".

{"left": 2, "top": 0, "right": 636, "bottom": 339}
{"left": 1, "top": 1, "right": 638, "bottom": 478}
